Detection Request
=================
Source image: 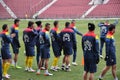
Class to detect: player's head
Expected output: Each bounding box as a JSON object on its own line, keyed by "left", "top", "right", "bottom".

{"left": 2, "top": 24, "right": 8, "bottom": 31}
{"left": 14, "top": 19, "right": 20, "bottom": 26}
{"left": 35, "top": 21, "right": 42, "bottom": 27}
{"left": 71, "top": 20, "right": 76, "bottom": 25}
{"left": 54, "top": 20, "right": 59, "bottom": 27}
{"left": 105, "top": 20, "right": 109, "bottom": 24}
{"left": 109, "top": 24, "right": 116, "bottom": 33}
{"left": 28, "top": 21, "right": 34, "bottom": 29}
{"left": 88, "top": 23, "right": 95, "bottom": 31}
{"left": 65, "top": 22, "right": 70, "bottom": 28}
{"left": 45, "top": 23, "right": 50, "bottom": 31}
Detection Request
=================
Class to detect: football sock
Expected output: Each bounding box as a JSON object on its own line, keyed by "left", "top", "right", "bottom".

{"left": 52, "top": 57, "right": 59, "bottom": 67}
{"left": 25, "top": 56, "right": 29, "bottom": 68}
{"left": 28, "top": 57, "right": 34, "bottom": 68}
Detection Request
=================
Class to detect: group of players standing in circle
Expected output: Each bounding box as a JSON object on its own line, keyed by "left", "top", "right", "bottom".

{"left": 0, "top": 19, "right": 119, "bottom": 80}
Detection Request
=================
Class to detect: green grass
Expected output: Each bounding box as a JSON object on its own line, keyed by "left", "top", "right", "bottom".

{"left": 0, "top": 19, "right": 120, "bottom": 80}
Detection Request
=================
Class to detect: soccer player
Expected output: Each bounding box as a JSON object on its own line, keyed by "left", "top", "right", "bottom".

{"left": 50, "top": 21, "right": 61, "bottom": 71}
{"left": 98, "top": 24, "right": 118, "bottom": 80}
{"left": 0, "top": 24, "right": 15, "bottom": 79}
{"left": 23, "top": 21, "right": 38, "bottom": 72}
{"left": 98, "top": 20, "right": 110, "bottom": 58}
{"left": 60, "top": 22, "right": 76, "bottom": 71}
{"left": 98, "top": 20, "right": 118, "bottom": 58}
{"left": 70, "top": 20, "right": 83, "bottom": 66}
{"left": 82, "top": 23, "right": 99, "bottom": 80}
{"left": 10, "top": 19, "right": 21, "bottom": 68}
{"left": 36, "top": 23, "right": 53, "bottom": 76}
{"left": 35, "top": 21, "right": 42, "bottom": 65}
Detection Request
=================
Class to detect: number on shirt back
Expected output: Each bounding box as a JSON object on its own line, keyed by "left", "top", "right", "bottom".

{"left": 101, "top": 26, "right": 107, "bottom": 34}
{"left": 23, "top": 34, "right": 29, "bottom": 42}
{"left": 84, "top": 40, "right": 92, "bottom": 51}
{"left": 63, "top": 33, "right": 70, "bottom": 42}
{"left": 50, "top": 33, "right": 55, "bottom": 41}
{"left": 39, "top": 34, "right": 44, "bottom": 44}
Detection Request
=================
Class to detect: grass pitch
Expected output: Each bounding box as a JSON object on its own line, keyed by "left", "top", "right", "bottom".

{"left": 0, "top": 19, "right": 120, "bottom": 80}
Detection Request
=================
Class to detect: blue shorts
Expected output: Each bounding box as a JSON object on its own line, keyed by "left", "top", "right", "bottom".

{"left": 84, "top": 58, "right": 97, "bottom": 73}
{"left": 52, "top": 43, "right": 61, "bottom": 57}
{"left": 106, "top": 58, "right": 116, "bottom": 66}
{"left": 25, "top": 46, "right": 35, "bottom": 56}
{"left": 11, "top": 43, "right": 19, "bottom": 54}
{"left": 40, "top": 46, "right": 50, "bottom": 59}
{"left": 63, "top": 46, "right": 73, "bottom": 56}
{"left": 1, "top": 47, "right": 11, "bottom": 59}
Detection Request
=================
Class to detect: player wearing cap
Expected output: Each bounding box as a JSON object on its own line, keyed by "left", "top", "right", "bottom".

{"left": 82, "top": 23, "right": 99, "bottom": 80}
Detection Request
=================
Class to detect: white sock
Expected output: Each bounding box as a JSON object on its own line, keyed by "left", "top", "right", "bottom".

{"left": 37, "top": 69, "right": 40, "bottom": 72}
{"left": 12, "top": 60, "right": 15, "bottom": 65}
{"left": 45, "top": 70, "right": 48, "bottom": 73}
{"left": 114, "top": 77, "right": 118, "bottom": 80}
{"left": 99, "top": 75, "right": 103, "bottom": 79}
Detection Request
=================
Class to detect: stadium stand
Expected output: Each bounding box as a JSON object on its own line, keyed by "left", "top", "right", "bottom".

{"left": 0, "top": 4, "right": 11, "bottom": 18}
{"left": 39, "top": 0, "right": 91, "bottom": 19}
{"left": 3, "top": 0, "right": 52, "bottom": 18}
{"left": 87, "top": 0, "right": 120, "bottom": 18}
{"left": 0, "top": 0, "right": 120, "bottom": 19}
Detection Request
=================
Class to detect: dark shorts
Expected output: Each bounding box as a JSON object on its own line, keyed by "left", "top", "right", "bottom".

{"left": 106, "top": 58, "right": 116, "bottom": 66}
{"left": 84, "top": 58, "right": 97, "bottom": 73}
{"left": 63, "top": 46, "right": 73, "bottom": 56}
{"left": 25, "top": 46, "right": 35, "bottom": 56}
{"left": 36, "top": 44, "right": 40, "bottom": 54}
{"left": 1, "top": 48, "right": 11, "bottom": 59}
{"left": 40, "top": 46, "right": 50, "bottom": 59}
{"left": 52, "top": 44, "right": 61, "bottom": 57}
{"left": 11, "top": 43, "right": 19, "bottom": 54}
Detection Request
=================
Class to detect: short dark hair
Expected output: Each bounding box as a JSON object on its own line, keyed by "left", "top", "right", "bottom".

{"left": 2, "top": 24, "right": 8, "bottom": 30}
{"left": 53, "top": 21, "right": 58, "bottom": 27}
{"left": 14, "top": 19, "right": 20, "bottom": 24}
{"left": 45, "top": 23, "right": 50, "bottom": 27}
{"left": 71, "top": 20, "right": 75, "bottom": 23}
{"left": 65, "top": 22, "right": 70, "bottom": 28}
{"left": 109, "top": 24, "right": 115, "bottom": 31}
{"left": 28, "top": 21, "right": 34, "bottom": 27}
{"left": 35, "top": 21, "right": 42, "bottom": 26}
{"left": 88, "top": 23, "right": 95, "bottom": 31}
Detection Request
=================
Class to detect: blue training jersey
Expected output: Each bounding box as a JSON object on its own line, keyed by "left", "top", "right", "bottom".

{"left": 60, "top": 28, "right": 76, "bottom": 47}
{"left": 23, "top": 28, "right": 38, "bottom": 47}
{"left": 0, "top": 31, "right": 12, "bottom": 48}
{"left": 106, "top": 32, "right": 116, "bottom": 59}
{"left": 82, "top": 31, "right": 99, "bottom": 59}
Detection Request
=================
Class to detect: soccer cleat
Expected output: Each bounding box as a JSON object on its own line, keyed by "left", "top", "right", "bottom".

{"left": 3, "top": 74, "right": 10, "bottom": 79}
{"left": 25, "top": 67, "right": 29, "bottom": 71}
{"left": 55, "top": 66, "right": 60, "bottom": 70}
{"left": 66, "top": 68, "right": 71, "bottom": 72}
{"left": 6, "top": 74, "right": 11, "bottom": 77}
{"left": 44, "top": 72, "right": 53, "bottom": 76}
{"left": 61, "top": 65, "right": 65, "bottom": 70}
{"left": 15, "top": 65, "right": 22, "bottom": 69}
{"left": 68, "top": 64, "right": 71, "bottom": 67}
{"left": 50, "top": 66, "right": 58, "bottom": 71}
{"left": 99, "top": 54, "right": 104, "bottom": 59}
{"left": 72, "top": 62, "right": 78, "bottom": 66}
{"left": 28, "top": 68, "right": 35, "bottom": 72}
{"left": 40, "top": 67, "right": 45, "bottom": 70}
{"left": 36, "top": 70, "right": 40, "bottom": 75}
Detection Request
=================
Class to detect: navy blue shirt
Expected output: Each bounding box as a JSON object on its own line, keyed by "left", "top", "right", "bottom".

{"left": 82, "top": 31, "right": 99, "bottom": 59}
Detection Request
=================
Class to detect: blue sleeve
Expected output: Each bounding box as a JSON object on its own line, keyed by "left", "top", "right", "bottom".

{"left": 98, "top": 23, "right": 104, "bottom": 27}
{"left": 73, "top": 27, "right": 83, "bottom": 36}
{"left": 105, "top": 38, "right": 110, "bottom": 56}
{"left": 6, "top": 35, "right": 12, "bottom": 43}
{"left": 72, "top": 32, "right": 76, "bottom": 45}
{"left": 45, "top": 32, "right": 50, "bottom": 47}
{"left": 95, "top": 39, "right": 99, "bottom": 55}
{"left": 10, "top": 27, "right": 15, "bottom": 34}
{"left": 113, "top": 19, "right": 119, "bottom": 26}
